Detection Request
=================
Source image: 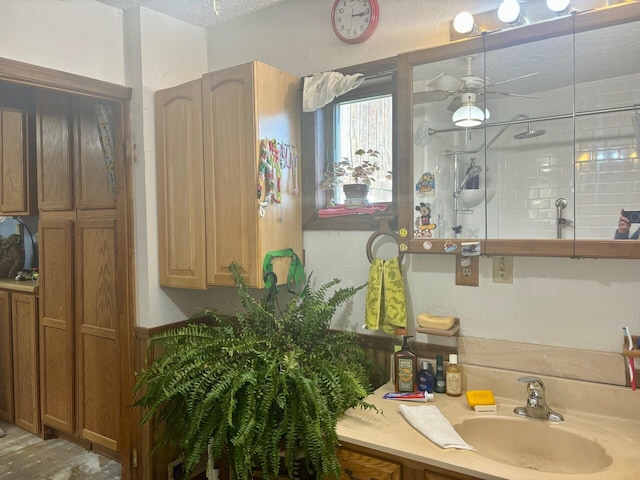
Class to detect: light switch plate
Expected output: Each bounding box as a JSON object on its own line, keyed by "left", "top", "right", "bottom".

{"left": 455, "top": 254, "right": 479, "bottom": 286}
{"left": 492, "top": 256, "right": 513, "bottom": 283}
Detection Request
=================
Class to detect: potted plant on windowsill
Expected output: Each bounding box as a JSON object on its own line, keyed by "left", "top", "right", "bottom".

{"left": 322, "top": 148, "right": 383, "bottom": 208}
{"left": 133, "top": 262, "right": 378, "bottom": 480}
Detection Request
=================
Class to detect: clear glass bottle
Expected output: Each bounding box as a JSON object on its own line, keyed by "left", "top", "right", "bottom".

{"left": 435, "top": 354, "right": 446, "bottom": 394}
{"left": 417, "top": 359, "right": 435, "bottom": 393}
{"left": 446, "top": 353, "right": 462, "bottom": 397}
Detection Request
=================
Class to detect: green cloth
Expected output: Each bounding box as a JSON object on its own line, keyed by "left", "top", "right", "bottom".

{"left": 262, "top": 249, "right": 306, "bottom": 295}
{"left": 365, "top": 257, "right": 407, "bottom": 335}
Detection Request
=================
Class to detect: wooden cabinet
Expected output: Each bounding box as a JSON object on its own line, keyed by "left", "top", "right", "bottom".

{"left": 156, "top": 61, "right": 302, "bottom": 289}
{"left": 337, "top": 447, "right": 401, "bottom": 480}
{"left": 12, "top": 291, "right": 40, "bottom": 435}
{"left": 0, "top": 290, "right": 13, "bottom": 422}
{"left": 0, "top": 287, "right": 39, "bottom": 435}
{"left": 37, "top": 91, "right": 122, "bottom": 455}
{"left": 337, "top": 443, "right": 482, "bottom": 480}
{"left": 0, "top": 108, "right": 37, "bottom": 216}
{"left": 156, "top": 79, "right": 206, "bottom": 289}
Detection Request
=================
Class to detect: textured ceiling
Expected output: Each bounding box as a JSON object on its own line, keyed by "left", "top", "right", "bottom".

{"left": 95, "top": 0, "right": 288, "bottom": 27}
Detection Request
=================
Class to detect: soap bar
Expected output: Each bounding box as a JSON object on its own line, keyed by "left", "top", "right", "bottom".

{"left": 466, "top": 390, "right": 496, "bottom": 408}
{"left": 417, "top": 313, "right": 455, "bottom": 330}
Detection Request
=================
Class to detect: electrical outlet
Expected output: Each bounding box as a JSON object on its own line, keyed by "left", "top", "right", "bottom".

{"left": 492, "top": 256, "right": 513, "bottom": 283}
{"left": 455, "top": 254, "right": 479, "bottom": 286}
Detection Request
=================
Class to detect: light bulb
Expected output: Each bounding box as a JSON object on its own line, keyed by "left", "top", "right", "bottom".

{"left": 453, "top": 12, "right": 476, "bottom": 34}
{"left": 546, "top": 0, "right": 571, "bottom": 13}
{"left": 452, "top": 93, "right": 490, "bottom": 127}
{"left": 498, "top": 1, "right": 521, "bottom": 24}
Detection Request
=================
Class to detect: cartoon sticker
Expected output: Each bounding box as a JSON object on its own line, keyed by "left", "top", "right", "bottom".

{"left": 444, "top": 240, "right": 458, "bottom": 253}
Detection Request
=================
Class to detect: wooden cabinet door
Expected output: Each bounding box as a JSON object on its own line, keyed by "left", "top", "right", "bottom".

{"left": 0, "top": 290, "right": 13, "bottom": 422}
{"left": 12, "top": 292, "right": 39, "bottom": 435}
{"left": 337, "top": 447, "right": 401, "bottom": 480}
{"left": 76, "top": 217, "right": 119, "bottom": 452}
{"left": 202, "top": 63, "right": 257, "bottom": 287}
{"left": 39, "top": 220, "right": 75, "bottom": 434}
{"left": 36, "top": 91, "right": 73, "bottom": 211}
{"left": 156, "top": 79, "right": 206, "bottom": 289}
{"left": 73, "top": 97, "right": 116, "bottom": 210}
{"left": 0, "top": 109, "right": 37, "bottom": 215}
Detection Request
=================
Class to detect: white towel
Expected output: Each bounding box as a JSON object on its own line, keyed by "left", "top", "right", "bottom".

{"left": 399, "top": 404, "right": 475, "bottom": 450}
{"left": 302, "top": 72, "right": 364, "bottom": 112}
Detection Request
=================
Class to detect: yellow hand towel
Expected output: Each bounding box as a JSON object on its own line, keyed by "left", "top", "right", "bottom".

{"left": 382, "top": 257, "right": 407, "bottom": 334}
{"left": 365, "top": 258, "right": 384, "bottom": 331}
{"left": 365, "top": 257, "right": 407, "bottom": 335}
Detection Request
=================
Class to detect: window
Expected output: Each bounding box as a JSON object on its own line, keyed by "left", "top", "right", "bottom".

{"left": 332, "top": 94, "right": 393, "bottom": 205}
{"left": 302, "top": 60, "right": 397, "bottom": 230}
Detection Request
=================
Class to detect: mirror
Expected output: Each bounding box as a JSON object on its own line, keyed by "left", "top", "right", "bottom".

{"left": 574, "top": 20, "right": 640, "bottom": 244}
{"left": 411, "top": 50, "right": 488, "bottom": 242}
{"left": 398, "top": 7, "right": 640, "bottom": 258}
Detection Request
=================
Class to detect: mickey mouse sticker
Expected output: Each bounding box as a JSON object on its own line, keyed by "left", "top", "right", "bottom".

{"left": 415, "top": 202, "right": 436, "bottom": 238}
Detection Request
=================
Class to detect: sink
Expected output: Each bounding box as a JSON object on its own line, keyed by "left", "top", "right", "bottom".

{"left": 454, "top": 417, "right": 612, "bottom": 474}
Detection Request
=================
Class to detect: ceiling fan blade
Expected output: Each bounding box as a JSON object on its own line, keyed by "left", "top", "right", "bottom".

{"left": 484, "top": 90, "right": 541, "bottom": 99}
{"left": 413, "top": 90, "right": 452, "bottom": 104}
{"left": 427, "top": 73, "right": 463, "bottom": 92}
{"left": 447, "top": 96, "right": 462, "bottom": 112}
{"left": 491, "top": 72, "right": 540, "bottom": 86}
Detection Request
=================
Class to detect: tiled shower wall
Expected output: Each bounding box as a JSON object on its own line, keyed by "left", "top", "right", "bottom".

{"left": 481, "top": 72, "right": 639, "bottom": 240}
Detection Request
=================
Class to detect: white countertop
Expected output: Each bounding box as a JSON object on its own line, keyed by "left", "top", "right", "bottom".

{"left": 337, "top": 383, "right": 640, "bottom": 480}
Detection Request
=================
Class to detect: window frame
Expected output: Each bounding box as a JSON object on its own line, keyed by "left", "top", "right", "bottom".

{"left": 302, "top": 58, "right": 398, "bottom": 230}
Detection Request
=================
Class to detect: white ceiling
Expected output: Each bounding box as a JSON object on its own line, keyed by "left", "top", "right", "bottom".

{"left": 95, "top": 0, "right": 288, "bottom": 27}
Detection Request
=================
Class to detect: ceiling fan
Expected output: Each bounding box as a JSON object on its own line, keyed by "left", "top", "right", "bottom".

{"left": 413, "top": 56, "right": 540, "bottom": 111}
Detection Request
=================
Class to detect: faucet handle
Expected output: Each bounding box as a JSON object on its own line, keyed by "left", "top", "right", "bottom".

{"left": 517, "top": 376, "right": 545, "bottom": 395}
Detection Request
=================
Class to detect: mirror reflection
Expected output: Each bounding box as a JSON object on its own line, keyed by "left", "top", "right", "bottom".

{"left": 574, "top": 20, "right": 640, "bottom": 241}
{"left": 409, "top": 14, "right": 640, "bottom": 247}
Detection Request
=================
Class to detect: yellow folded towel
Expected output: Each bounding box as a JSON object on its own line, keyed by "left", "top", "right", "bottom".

{"left": 365, "top": 257, "right": 407, "bottom": 335}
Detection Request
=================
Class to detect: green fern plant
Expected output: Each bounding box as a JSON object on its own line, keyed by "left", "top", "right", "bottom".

{"left": 133, "top": 262, "right": 378, "bottom": 480}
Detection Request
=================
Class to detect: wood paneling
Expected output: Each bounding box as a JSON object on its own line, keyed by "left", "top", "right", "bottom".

{"left": 76, "top": 218, "right": 119, "bottom": 452}
{"left": 0, "top": 109, "right": 37, "bottom": 215}
{"left": 12, "top": 293, "right": 39, "bottom": 435}
{"left": 0, "top": 290, "right": 13, "bottom": 422}
{"left": 36, "top": 92, "right": 73, "bottom": 211}
{"left": 39, "top": 220, "right": 74, "bottom": 434}
{"left": 155, "top": 79, "right": 206, "bottom": 289}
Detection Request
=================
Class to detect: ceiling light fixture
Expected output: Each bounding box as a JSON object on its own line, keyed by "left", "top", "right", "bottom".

{"left": 546, "top": 0, "right": 571, "bottom": 13}
{"left": 498, "top": 0, "right": 523, "bottom": 25}
{"left": 452, "top": 93, "right": 490, "bottom": 127}
{"left": 453, "top": 11, "right": 478, "bottom": 35}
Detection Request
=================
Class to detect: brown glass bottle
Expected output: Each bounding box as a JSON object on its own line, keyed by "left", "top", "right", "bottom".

{"left": 394, "top": 335, "right": 417, "bottom": 392}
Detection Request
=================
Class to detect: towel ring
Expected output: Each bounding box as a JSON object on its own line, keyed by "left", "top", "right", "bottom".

{"left": 366, "top": 216, "right": 404, "bottom": 264}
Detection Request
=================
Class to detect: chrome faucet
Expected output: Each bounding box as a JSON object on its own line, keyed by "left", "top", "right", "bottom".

{"left": 513, "top": 376, "right": 564, "bottom": 422}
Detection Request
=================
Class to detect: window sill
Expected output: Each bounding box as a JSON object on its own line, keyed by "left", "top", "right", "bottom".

{"left": 304, "top": 205, "right": 397, "bottom": 231}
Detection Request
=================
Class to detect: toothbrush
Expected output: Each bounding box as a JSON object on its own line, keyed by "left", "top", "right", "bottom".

{"left": 623, "top": 326, "right": 636, "bottom": 391}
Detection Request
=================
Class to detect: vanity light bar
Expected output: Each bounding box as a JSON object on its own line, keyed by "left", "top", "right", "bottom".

{"left": 449, "top": 0, "right": 628, "bottom": 41}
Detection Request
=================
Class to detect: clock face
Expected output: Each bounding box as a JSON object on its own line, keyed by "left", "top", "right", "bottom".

{"left": 331, "top": 0, "right": 379, "bottom": 44}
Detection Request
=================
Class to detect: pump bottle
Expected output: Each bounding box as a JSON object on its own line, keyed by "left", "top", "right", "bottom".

{"left": 394, "top": 335, "right": 417, "bottom": 392}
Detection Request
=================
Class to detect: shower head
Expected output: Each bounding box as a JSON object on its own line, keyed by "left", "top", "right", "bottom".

{"left": 456, "top": 165, "right": 483, "bottom": 195}
{"left": 514, "top": 122, "right": 546, "bottom": 139}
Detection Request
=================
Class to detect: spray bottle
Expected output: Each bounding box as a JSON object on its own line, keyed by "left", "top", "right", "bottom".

{"left": 394, "top": 335, "right": 417, "bottom": 392}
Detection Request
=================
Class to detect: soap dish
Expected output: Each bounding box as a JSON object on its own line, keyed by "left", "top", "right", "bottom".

{"left": 416, "top": 318, "right": 460, "bottom": 337}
